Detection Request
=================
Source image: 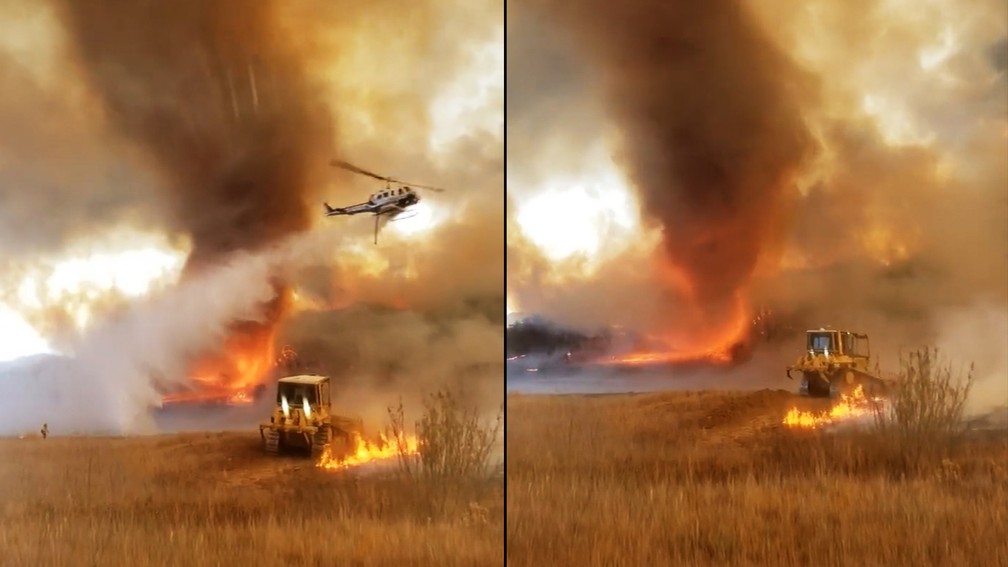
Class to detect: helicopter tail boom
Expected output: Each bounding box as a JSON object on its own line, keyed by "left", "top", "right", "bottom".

{"left": 324, "top": 201, "right": 374, "bottom": 216}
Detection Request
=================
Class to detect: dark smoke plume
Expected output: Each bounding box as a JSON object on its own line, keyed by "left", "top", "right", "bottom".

{"left": 508, "top": 0, "right": 1006, "bottom": 412}
{"left": 52, "top": 0, "right": 332, "bottom": 263}
{"left": 52, "top": 0, "right": 335, "bottom": 365}
{"left": 521, "top": 0, "right": 815, "bottom": 332}
{"left": 0, "top": 1, "right": 504, "bottom": 436}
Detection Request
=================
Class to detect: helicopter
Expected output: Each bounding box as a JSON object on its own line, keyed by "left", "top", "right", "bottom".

{"left": 324, "top": 159, "right": 447, "bottom": 244}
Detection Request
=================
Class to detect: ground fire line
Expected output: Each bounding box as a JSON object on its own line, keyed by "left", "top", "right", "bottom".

{"left": 782, "top": 385, "right": 887, "bottom": 429}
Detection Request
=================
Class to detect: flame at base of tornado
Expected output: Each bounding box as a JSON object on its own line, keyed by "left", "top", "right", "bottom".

{"left": 602, "top": 293, "right": 751, "bottom": 367}
{"left": 316, "top": 432, "right": 420, "bottom": 471}
{"left": 161, "top": 335, "right": 298, "bottom": 408}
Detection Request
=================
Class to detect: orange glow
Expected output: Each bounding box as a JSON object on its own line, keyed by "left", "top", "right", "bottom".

{"left": 654, "top": 257, "right": 700, "bottom": 300}
{"left": 602, "top": 289, "right": 750, "bottom": 367}
{"left": 161, "top": 326, "right": 281, "bottom": 406}
{"left": 783, "top": 385, "right": 883, "bottom": 428}
{"left": 317, "top": 432, "right": 420, "bottom": 471}
{"left": 192, "top": 327, "right": 276, "bottom": 387}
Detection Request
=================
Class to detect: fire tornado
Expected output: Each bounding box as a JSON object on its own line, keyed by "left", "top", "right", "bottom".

{"left": 52, "top": 0, "right": 334, "bottom": 396}
{"left": 515, "top": 0, "right": 814, "bottom": 356}
{"left": 508, "top": 0, "right": 1006, "bottom": 381}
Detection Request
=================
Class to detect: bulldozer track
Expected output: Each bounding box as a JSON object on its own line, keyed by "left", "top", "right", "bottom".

{"left": 264, "top": 429, "right": 280, "bottom": 454}
{"left": 311, "top": 426, "right": 330, "bottom": 458}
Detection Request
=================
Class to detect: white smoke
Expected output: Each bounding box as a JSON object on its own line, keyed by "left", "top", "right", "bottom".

{"left": 931, "top": 300, "right": 1008, "bottom": 417}
{"left": 0, "top": 228, "right": 344, "bottom": 436}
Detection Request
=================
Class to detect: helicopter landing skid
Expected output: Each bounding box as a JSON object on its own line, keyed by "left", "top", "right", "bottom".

{"left": 390, "top": 210, "right": 419, "bottom": 222}
{"left": 371, "top": 210, "right": 417, "bottom": 245}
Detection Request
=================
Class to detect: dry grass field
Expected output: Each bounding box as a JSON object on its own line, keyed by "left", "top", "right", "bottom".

{"left": 506, "top": 389, "right": 1008, "bottom": 567}
{"left": 0, "top": 431, "right": 503, "bottom": 566}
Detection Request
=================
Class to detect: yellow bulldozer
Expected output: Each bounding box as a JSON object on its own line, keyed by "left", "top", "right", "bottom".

{"left": 259, "top": 375, "right": 363, "bottom": 458}
{"left": 786, "top": 328, "right": 891, "bottom": 398}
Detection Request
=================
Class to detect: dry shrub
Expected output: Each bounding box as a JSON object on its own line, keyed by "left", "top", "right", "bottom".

{"left": 871, "top": 347, "right": 974, "bottom": 471}
{"left": 387, "top": 388, "right": 502, "bottom": 481}
{"left": 770, "top": 349, "right": 977, "bottom": 478}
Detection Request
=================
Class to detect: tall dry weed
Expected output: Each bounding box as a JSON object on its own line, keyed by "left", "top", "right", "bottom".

{"left": 871, "top": 347, "right": 974, "bottom": 472}
{"left": 387, "top": 389, "right": 502, "bottom": 481}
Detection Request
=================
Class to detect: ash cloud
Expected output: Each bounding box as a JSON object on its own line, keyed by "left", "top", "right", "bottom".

{"left": 51, "top": 0, "right": 334, "bottom": 266}
{"left": 278, "top": 1, "right": 506, "bottom": 425}
{"left": 504, "top": 12, "right": 668, "bottom": 333}
{"left": 0, "top": 28, "right": 163, "bottom": 257}
{"left": 51, "top": 0, "right": 336, "bottom": 363}
{"left": 278, "top": 306, "right": 502, "bottom": 428}
{"left": 0, "top": 1, "right": 504, "bottom": 434}
{"left": 292, "top": 132, "right": 505, "bottom": 323}
{"left": 0, "top": 236, "right": 313, "bottom": 435}
{"left": 509, "top": 0, "right": 1007, "bottom": 407}
{"left": 518, "top": 0, "right": 816, "bottom": 336}
{"left": 750, "top": 0, "right": 1008, "bottom": 409}
{"left": 0, "top": 230, "right": 382, "bottom": 435}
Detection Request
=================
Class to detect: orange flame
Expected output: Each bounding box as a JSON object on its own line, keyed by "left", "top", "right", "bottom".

{"left": 783, "top": 385, "right": 882, "bottom": 428}
{"left": 606, "top": 348, "right": 735, "bottom": 366}
{"left": 161, "top": 326, "right": 281, "bottom": 406}
{"left": 317, "top": 432, "right": 420, "bottom": 471}
{"left": 603, "top": 291, "right": 750, "bottom": 366}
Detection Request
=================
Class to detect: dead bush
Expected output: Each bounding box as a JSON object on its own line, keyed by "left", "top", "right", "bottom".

{"left": 387, "top": 389, "right": 502, "bottom": 481}
{"left": 872, "top": 347, "right": 974, "bottom": 471}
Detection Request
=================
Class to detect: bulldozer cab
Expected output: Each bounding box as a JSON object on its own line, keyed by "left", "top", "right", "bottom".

{"left": 805, "top": 329, "right": 869, "bottom": 359}
{"left": 276, "top": 375, "right": 331, "bottom": 409}
{"left": 789, "top": 328, "right": 886, "bottom": 398}
{"left": 807, "top": 331, "right": 834, "bottom": 354}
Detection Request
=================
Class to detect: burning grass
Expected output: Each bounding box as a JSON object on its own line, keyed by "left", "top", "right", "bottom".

{"left": 313, "top": 388, "right": 502, "bottom": 478}
{"left": 782, "top": 384, "right": 880, "bottom": 428}
{"left": 0, "top": 430, "right": 503, "bottom": 566}
{"left": 782, "top": 347, "right": 974, "bottom": 434}
{"left": 506, "top": 389, "right": 1008, "bottom": 566}
{"left": 316, "top": 431, "right": 420, "bottom": 471}
{"left": 782, "top": 347, "right": 978, "bottom": 473}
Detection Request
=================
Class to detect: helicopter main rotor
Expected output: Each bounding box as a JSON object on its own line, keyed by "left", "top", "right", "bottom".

{"left": 330, "top": 159, "right": 446, "bottom": 193}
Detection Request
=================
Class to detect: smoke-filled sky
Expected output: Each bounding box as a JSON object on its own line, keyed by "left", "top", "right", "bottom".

{"left": 0, "top": 0, "right": 503, "bottom": 434}
{"left": 508, "top": 0, "right": 1007, "bottom": 409}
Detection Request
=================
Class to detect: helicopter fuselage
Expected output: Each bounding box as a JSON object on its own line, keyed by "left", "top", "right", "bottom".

{"left": 368, "top": 187, "right": 420, "bottom": 213}
{"left": 326, "top": 187, "right": 419, "bottom": 217}
{"left": 324, "top": 158, "right": 444, "bottom": 244}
